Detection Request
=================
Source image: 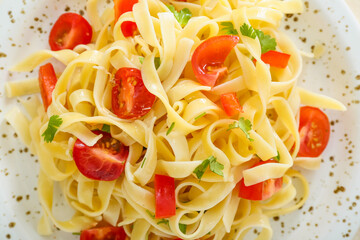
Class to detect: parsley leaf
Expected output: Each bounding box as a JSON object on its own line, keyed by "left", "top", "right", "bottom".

{"left": 179, "top": 223, "right": 187, "bottom": 234}
{"left": 101, "top": 124, "right": 110, "bottom": 133}
{"left": 167, "top": 5, "right": 192, "bottom": 28}
{"left": 42, "top": 115, "right": 63, "bottom": 143}
{"left": 228, "top": 117, "right": 254, "bottom": 142}
{"left": 166, "top": 122, "right": 175, "bottom": 135}
{"left": 195, "top": 112, "right": 206, "bottom": 120}
{"left": 193, "top": 156, "right": 224, "bottom": 180}
{"left": 72, "top": 232, "right": 81, "bottom": 235}
{"left": 154, "top": 57, "right": 161, "bottom": 69}
{"left": 220, "top": 22, "right": 238, "bottom": 35}
{"left": 273, "top": 151, "right": 280, "bottom": 162}
{"left": 240, "top": 23, "right": 277, "bottom": 54}
{"left": 141, "top": 157, "right": 146, "bottom": 168}
{"left": 139, "top": 56, "right": 144, "bottom": 64}
{"left": 240, "top": 23, "right": 256, "bottom": 39}
{"left": 254, "top": 29, "right": 277, "bottom": 54}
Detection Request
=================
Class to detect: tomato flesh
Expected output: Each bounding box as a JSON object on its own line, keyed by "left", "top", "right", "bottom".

{"left": 298, "top": 106, "right": 330, "bottom": 157}
{"left": 49, "top": 13, "right": 92, "bottom": 51}
{"left": 112, "top": 68, "right": 156, "bottom": 119}
{"left": 114, "top": 0, "right": 138, "bottom": 37}
{"left": 220, "top": 92, "right": 242, "bottom": 116}
{"left": 191, "top": 35, "right": 239, "bottom": 87}
{"left": 38, "top": 63, "right": 57, "bottom": 111}
{"left": 155, "top": 174, "right": 176, "bottom": 219}
{"left": 253, "top": 50, "right": 291, "bottom": 68}
{"left": 239, "top": 160, "right": 283, "bottom": 201}
{"left": 73, "top": 131, "right": 129, "bottom": 181}
{"left": 80, "top": 226, "right": 127, "bottom": 240}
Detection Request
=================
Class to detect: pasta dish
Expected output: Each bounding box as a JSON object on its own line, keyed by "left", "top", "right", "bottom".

{"left": 5, "top": 0, "right": 346, "bottom": 239}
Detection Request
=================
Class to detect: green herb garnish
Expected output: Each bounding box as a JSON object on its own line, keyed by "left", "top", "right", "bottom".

{"left": 42, "top": 115, "right": 63, "bottom": 143}
{"left": 240, "top": 23, "right": 277, "bottom": 54}
{"left": 228, "top": 117, "right": 254, "bottom": 142}
{"left": 72, "top": 232, "right": 81, "bottom": 235}
{"left": 157, "top": 219, "right": 170, "bottom": 226}
{"left": 101, "top": 124, "right": 110, "bottom": 133}
{"left": 166, "top": 122, "right": 175, "bottom": 135}
{"left": 273, "top": 151, "right": 280, "bottom": 162}
{"left": 179, "top": 223, "right": 187, "bottom": 234}
{"left": 154, "top": 57, "right": 161, "bottom": 69}
{"left": 139, "top": 56, "right": 144, "bottom": 64}
{"left": 195, "top": 112, "right": 206, "bottom": 120}
{"left": 146, "top": 210, "right": 155, "bottom": 219}
{"left": 141, "top": 157, "right": 146, "bottom": 168}
{"left": 220, "top": 22, "right": 238, "bottom": 35}
{"left": 193, "top": 156, "right": 224, "bottom": 180}
{"left": 167, "top": 5, "right": 192, "bottom": 28}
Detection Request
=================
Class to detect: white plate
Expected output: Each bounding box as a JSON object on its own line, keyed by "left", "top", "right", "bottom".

{"left": 0, "top": 0, "right": 359, "bottom": 239}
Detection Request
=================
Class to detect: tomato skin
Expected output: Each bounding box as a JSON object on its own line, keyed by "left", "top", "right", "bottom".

{"left": 38, "top": 63, "right": 57, "bottom": 111}
{"left": 73, "top": 131, "right": 129, "bottom": 181}
{"left": 191, "top": 35, "right": 239, "bottom": 87}
{"left": 155, "top": 174, "right": 176, "bottom": 219}
{"left": 253, "top": 50, "right": 291, "bottom": 68}
{"left": 298, "top": 106, "right": 330, "bottom": 157}
{"left": 80, "top": 226, "right": 127, "bottom": 240}
{"left": 220, "top": 92, "right": 242, "bottom": 116}
{"left": 111, "top": 68, "right": 156, "bottom": 119}
{"left": 114, "top": 0, "right": 138, "bottom": 37}
{"left": 49, "top": 13, "right": 92, "bottom": 51}
{"left": 238, "top": 160, "right": 283, "bottom": 201}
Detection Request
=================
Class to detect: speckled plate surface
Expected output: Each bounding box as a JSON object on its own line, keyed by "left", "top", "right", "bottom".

{"left": 0, "top": 0, "right": 360, "bottom": 240}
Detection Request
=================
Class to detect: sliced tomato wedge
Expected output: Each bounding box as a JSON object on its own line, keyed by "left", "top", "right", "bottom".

{"left": 114, "top": 0, "right": 138, "bottom": 37}
{"left": 73, "top": 131, "right": 129, "bottom": 181}
{"left": 112, "top": 68, "right": 156, "bottom": 119}
{"left": 298, "top": 106, "right": 330, "bottom": 157}
{"left": 253, "top": 50, "right": 291, "bottom": 68}
{"left": 239, "top": 160, "right": 283, "bottom": 201}
{"left": 155, "top": 174, "right": 176, "bottom": 219}
{"left": 38, "top": 63, "right": 57, "bottom": 111}
{"left": 191, "top": 35, "right": 239, "bottom": 87}
{"left": 220, "top": 92, "right": 242, "bottom": 116}
{"left": 80, "top": 226, "right": 127, "bottom": 240}
{"left": 49, "top": 13, "right": 92, "bottom": 51}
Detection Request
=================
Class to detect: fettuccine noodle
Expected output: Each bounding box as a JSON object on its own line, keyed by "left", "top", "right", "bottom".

{"left": 6, "top": 0, "right": 346, "bottom": 239}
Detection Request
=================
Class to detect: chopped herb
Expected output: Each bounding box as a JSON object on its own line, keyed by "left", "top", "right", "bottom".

{"left": 72, "top": 232, "right": 81, "bottom": 235}
{"left": 193, "top": 156, "right": 224, "bottom": 180}
{"left": 146, "top": 210, "right": 155, "bottom": 219}
{"left": 274, "top": 151, "right": 280, "bottom": 162}
{"left": 41, "top": 115, "right": 63, "bottom": 143}
{"left": 167, "top": 5, "right": 192, "bottom": 28}
{"left": 207, "top": 231, "right": 211, "bottom": 235}
{"left": 141, "top": 157, "right": 146, "bottom": 168}
{"left": 139, "top": 56, "right": 144, "bottom": 64}
{"left": 157, "top": 219, "right": 169, "bottom": 226}
{"left": 166, "top": 122, "right": 175, "bottom": 135}
{"left": 240, "top": 23, "right": 277, "bottom": 54}
{"left": 195, "top": 112, "right": 206, "bottom": 120}
{"left": 179, "top": 223, "right": 187, "bottom": 234}
{"left": 220, "top": 22, "right": 238, "bottom": 35}
{"left": 240, "top": 23, "right": 256, "bottom": 39}
{"left": 154, "top": 57, "right": 161, "bottom": 69}
{"left": 101, "top": 124, "right": 110, "bottom": 133}
{"left": 228, "top": 117, "right": 254, "bottom": 142}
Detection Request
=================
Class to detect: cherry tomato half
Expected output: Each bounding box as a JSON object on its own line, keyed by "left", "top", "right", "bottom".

{"left": 191, "top": 35, "right": 239, "bottom": 87}
{"left": 298, "top": 106, "right": 330, "bottom": 157}
{"left": 114, "top": 0, "right": 138, "bottom": 37}
{"left": 220, "top": 92, "right": 242, "bottom": 116}
{"left": 73, "top": 131, "right": 129, "bottom": 181}
{"left": 38, "top": 63, "right": 57, "bottom": 111}
{"left": 112, "top": 68, "right": 156, "bottom": 119}
{"left": 239, "top": 160, "right": 283, "bottom": 201}
{"left": 49, "top": 13, "right": 92, "bottom": 51}
{"left": 80, "top": 226, "right": 127, "bottom": 240}
{"left": 155, "top": 174, "right": 176, "bottom": 219}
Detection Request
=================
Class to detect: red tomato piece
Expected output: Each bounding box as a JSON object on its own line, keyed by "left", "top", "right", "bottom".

{"left": 80, "top": 226, "right": 127, "bottom": 240}
{"left": 73, "top": 131, "right": 129, "bottom": 181}
{"left": 112, "top": 68, "right": 156, "bottom": 119}
{"left": 155, "top": 174, "right": 176, "bottom": 219}
{"left": 121, "top": 21, "right": 138, "bottom": 37}
{"left": 114, "top": 0, "right": 138, "bottom": 37}
{"left": 191, "top": 35, "right": 239, "bottom": 87}
{"left": 38, "top": 63, "right": 57, "bottom": 111}
{"left": 220, "top": 92, "right": 242, "bottom": 116}
{"left": 49, "top": 13, "right": 92, "bottom": 51}
{"left": 298, "top": 106, "right": 330, "bottom": 157}
{"left": 239, "top": 160, "right": 283, "bottom": 201}
{"left": 253, "top": 50, "right": 291, "bottom": 68}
